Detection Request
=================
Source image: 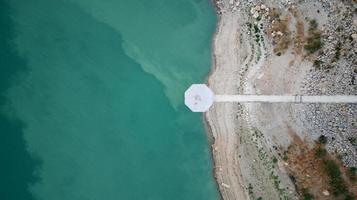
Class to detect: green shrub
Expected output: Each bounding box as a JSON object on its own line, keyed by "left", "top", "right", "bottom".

{"left": 255, "top": 34, "right": 260, "bottom": 43}
{"left": 248, "top": 183, "right": 254, "bottom": 195}
{"left": 304, "top": 19, "right": 323, "bottom": 54}
{"left": 318, "top": 135, "right": 327, "bottom": 144}
{"left": 313, "top": 60, "right": 323, "bottom": 69}
{"left": 323, "top": 160, "right": 347, "bottom": 196}
{"left": 336, "top": 26, "right": 343, "bottom": 32}
{"left": 283, "top": 152, "right": 288, "bottom": 161}
{"left": 347, "top": 167, "right": 356, "bottom": 182}
{"left": 272, "top": 156, "right": 278, "bottom": 163}
{"left": 334, "top": 42, "right": 341, "bottom": 61}
{"left": 254, "top": 24, "right": 260, "bottom": 33}
{"left": 315, "top": 147, "right": 327, "bottom": 158}
{"left": 344, "top": 194, "right": 354, "bottom": 200}
{"left": 309, "top": 20, "right": 318, "bottom": 31}
{"left": 303, "top": 189, "right": 314, "bottom": 200}
{"left": 348, "top": 137, "right": 356, "bottom": 146}
{"left": 304, "top": 33, "right": 322, "bottom": 54}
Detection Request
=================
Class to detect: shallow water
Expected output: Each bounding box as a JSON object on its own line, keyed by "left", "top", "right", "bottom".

{"left": 0, "top": 0, "right": 218, "bottom": 199}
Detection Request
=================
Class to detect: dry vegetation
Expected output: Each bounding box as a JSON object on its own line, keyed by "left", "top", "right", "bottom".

{"left": 283, "top": 131, "right": 357, "bottom": 200}
{"left": 289, "top": 6, "right": 305, "bottom": 55}
{"left": 265, "top": 6, "right": 324, "bottom": 58}
{"left": 267, "top": 8, "right": 292, "bottom": 55}
{"left": 294, "top": 20, "right": 305, "bottom": 55}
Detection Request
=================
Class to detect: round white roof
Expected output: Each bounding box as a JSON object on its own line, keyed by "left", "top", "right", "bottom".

{"left": 184, "top": 84, "right": 214, "bottom": 112}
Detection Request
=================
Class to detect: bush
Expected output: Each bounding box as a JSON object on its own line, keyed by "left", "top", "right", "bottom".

{"left": 304, "top": 19, "right": 323, "bottom": 54}
{"left": 272, "top": 156, "right": 278, "bottom": 163}
{"left": 283, "top": 152, "right": 288, "bottom": 161}
{"left": 248, "top": 183, "right": 254, "bottom": 195}
{"left": 304, "top": 33, "right": 323, "bottom": 54}
{"left": 254, "top": 24, "right": 260, "bottom": 33}
{"left": 334, "top": 42, "right": 341, "bottom": 61}
{"left": 309, "top": 20, "right": 318, "bottom": 31}
{"left": 323, "top": 160, "right": 347, "bottom": 196}
{"left": 313, "top": 60, "right": 323, "bottom": 69}
{"left": 348, "top": 137, "right": 356, "bottom": 146}
{"left": 318, "top": 135, "right": 327, "bottom": 144}
{"left": 344, "top": 194, "right": 354, "bottom": 200}
{"left": 347, "top": 167, "right": 356, "bottom": 182}
{"left": 315, "top": 147, "right": 327, "bottom": 158}
{"left": 336, "top": 26, "right": 343, "bottom": 32}
{"left": 255, "top": 34, "right": 260, "bottom": 43}
{"left": 303, "top": 189, "right": 314, "bottom": 200}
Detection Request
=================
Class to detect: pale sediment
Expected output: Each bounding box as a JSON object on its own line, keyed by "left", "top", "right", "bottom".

{"left": 204, "top": 6, "right": 249, "bottom": 199}
{"left": 206, "top": 1, "right": 300, "bottom": 198}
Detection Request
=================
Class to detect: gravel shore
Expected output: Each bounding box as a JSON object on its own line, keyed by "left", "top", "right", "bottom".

{"left": 205, "top": 0, "right": 356, "bottom": 199}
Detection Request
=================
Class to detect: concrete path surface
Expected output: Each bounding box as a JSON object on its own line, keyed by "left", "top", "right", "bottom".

{"left": 214, "top": 95, "right": 357, "bottom": 103}
{"left": 184, "top": 84, "right": 357, "bottom": 112}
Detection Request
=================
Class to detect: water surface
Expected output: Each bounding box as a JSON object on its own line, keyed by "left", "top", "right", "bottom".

{"left": 0, "top": 0, "right": 218, "bottom": 199}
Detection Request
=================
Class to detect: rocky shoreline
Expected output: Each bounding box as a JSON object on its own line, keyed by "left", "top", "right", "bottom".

{"left": 205, "top": 0, "right": 356, "bottom": 199}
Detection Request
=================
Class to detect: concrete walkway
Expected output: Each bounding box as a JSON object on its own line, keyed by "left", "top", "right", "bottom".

{"left": 184, "top": 84, "right": 357, "bottom": 112}
{"left": 214, "top": 95, "right": 357, "bottom": 103}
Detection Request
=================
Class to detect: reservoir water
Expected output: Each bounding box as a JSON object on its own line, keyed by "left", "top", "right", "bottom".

{"left": 0, "top": 0, "right": 219, "bottom": 199}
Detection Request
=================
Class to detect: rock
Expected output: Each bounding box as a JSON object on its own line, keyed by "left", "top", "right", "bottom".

{"left": 323, "top": 190, "right": 330, "bottom": 196}
{"left": 255, "top": 5, "right": 261, "bottom": 11}
{"left": 221, "top": 183, "right": 231, "bottom": 188}
{"left": 250, "top": 7, "right": 255, "bottom": 14}
{"left": 351, "top": 33, "right": 357, "bottom": 41}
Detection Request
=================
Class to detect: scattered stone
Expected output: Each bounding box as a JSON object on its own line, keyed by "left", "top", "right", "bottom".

{"left": 322, "top": 190, "right": 330, "bottom": 196}
{"left": 351, "top": 33, "right": 357, "bottom": 41}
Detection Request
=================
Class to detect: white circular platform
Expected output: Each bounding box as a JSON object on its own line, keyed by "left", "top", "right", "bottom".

{"left": 184, "top": 84, "right": 214, "bottom": 112}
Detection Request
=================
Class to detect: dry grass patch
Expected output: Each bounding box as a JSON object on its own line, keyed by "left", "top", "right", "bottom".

{"left": 289, "top": 6, "right": 305, "bottom": 55}
{"left": 294, "top": 20, "right": 305, "bottom": 55}
{"left": 283, "top": 130, "right": 356, "bottom": 200}
{"left": 267, "top": 8, "right": 292, "bottom": 54}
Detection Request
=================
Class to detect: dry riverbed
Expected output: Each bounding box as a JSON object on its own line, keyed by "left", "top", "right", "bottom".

{"left": 206, "top": 0, "right": 356, "bottom": 199}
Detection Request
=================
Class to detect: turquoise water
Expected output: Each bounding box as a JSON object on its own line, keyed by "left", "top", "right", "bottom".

{"left": 0, "top": 0, "right": 218, "bottom": 199}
